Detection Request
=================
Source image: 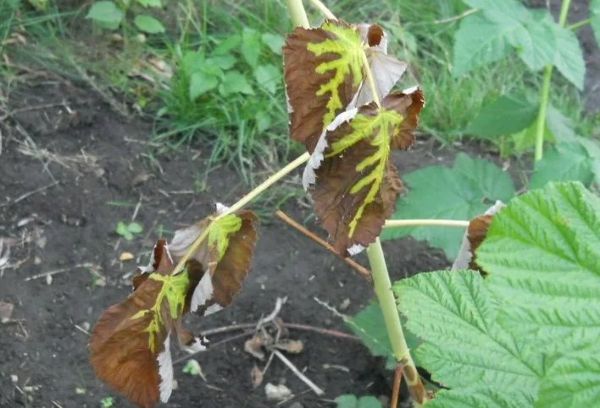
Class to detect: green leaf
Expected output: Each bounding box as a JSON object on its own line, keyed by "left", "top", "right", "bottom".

{"left": 462, "top": 0, "right": 530, "bottom": 24}
{"left": 551, "top": 23, "right": 585, "bottom": 90}
{"left": 345, "top": 301, "right": 420, "bottom": 369}
{"left": 181, "top": 50, "right": 205, "bottom": 74}
{"left": 213, "top": 35, "right": 241, "bottom": 56}
{"left": 261, "top": 32, "right": 284, "bottom": 55}
{"left": 253, "top": 64, "right": 280, "bottom": 94}
{"left": 536, "top": 346, "right": 600, "bottom": 408}
{"left": 255, "top": 111, "right": 271, "bottom": 132}
{"left": 530, "top": 142, "right": 595, "bottom": 189}
{"left": 512, "top": 11, "right": 556, "bottom": 71}
{"left": 189, "top": 71, "right": 219, "bottom": 100}
{"left": 182, "top": 359, "right": 203, "bottom": 376}
{"left": 127, "top": 222, "right": 143, "bottom": 234}
{"left": 427, "top": 387, "right": 533, "bottom": 408}
{"left": 241, "top": 28, "right": 262, "bottom": 67}
{"left": 466, "top": 94, "right": 538, "bottom": 138}
{"left": 592, "top": 0, "right": 600, "bottom": 46}
{"left": 382, "top": 153, "right": 515, "bottom": 258}
{"left": 116, "top": 221, "right": 133, "bottom": 240}
{"left": 394, "top": 270, "right": 542, "bottom": 401}
{"left": 206, "top": 54, "right": 236, "bottom": 70}
{"left": 452, "top": 14, "right": 512, "bottom": 76}
{"left": 136, "top": 0, "right": 161, "bottom": 7}
{"left": 218, "top": 71, "right": 254, "bottom": 96}
{"left": 335, "top": 394, "right": 382, "bottom": 408}
{"left": 86, "top": 1, "right": 124, "bottom": 30}
{"left": 133, "top": 15, "right": 165, "bottom": 34}
{"left": 546, "top": 105, "right": 576, "bottom": 142}
{"left": 478, "top": 182, "right": 600, "bottom": 349}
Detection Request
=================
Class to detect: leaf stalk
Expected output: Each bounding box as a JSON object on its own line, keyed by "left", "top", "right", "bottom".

{"left": 367, "top": 238, "right": 427, "bottom": 405}
{"left": 533, "top": 0, "right": 572, "bottom": 162}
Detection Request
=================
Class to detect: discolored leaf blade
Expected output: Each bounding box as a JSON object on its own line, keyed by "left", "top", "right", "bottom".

{"left": 304, "top": 90, "right": 424, "bottom": 255}
{"left": 284, "top": 20, "right": 366, "bottom": 150}
{"left": 90, "top": 241, "right": 202, "bottom": 407}
{"left": 170, "top": 207, "right": 258, "bottom": 314}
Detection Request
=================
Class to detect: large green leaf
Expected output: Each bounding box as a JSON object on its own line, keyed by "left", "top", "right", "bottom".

{"left": 466, "top": 94, "right": 538, "bottom": 138}
{"left": 478, "top": 182, "right": 600, "bottom": 349}
{"left": 382, "top": 153, "right": 515, "bottom": 258}
{"left": 535, "top": 345, "right": 600, "bottom": 407}
{"left": 530, "top": 142, "right": 595, "bottom": 189}
{"left": 512, "top": 11, "right": 556, "bottom": 71}
{"left": 551, "top": 23, "right": 585, "bottom": 90}
{"left": 452, "top": 14, "right": 512, "bottom": 76}
{"left": 346, "top": 301, "right": 420, "bottom": 369}
{"left": 394, "top": 270, "right": 542, "bottom": 401}
{"left": 426, "top": 387, "right": 533, "bottom": 408}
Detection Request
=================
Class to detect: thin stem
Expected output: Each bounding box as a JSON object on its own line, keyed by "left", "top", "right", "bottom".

{"left": 384, "top": 219, "right": 469, "bottom": 228}
{"left": 308, "top": 0, "right": 337, "bottom": 20}
{"left": 286, "top": 0, "right": 310, "bottom": 28}
{"left": 366, "top": 238, "right": 426, "bottom": 405}
{"left": 224, "top": 152, "right": 309, "bottom": 215}
{"left": 534, "top": 66, "right": 553, "bottom": 161}
{"left": 171, "top": 152, "right": 310, "bottom": 275}
{"left": 361, "top": 51, "right": 381, "bottom": 108}
{"left": 568, "top": 17, "right": 590, "bottom": 31}
{"left": 533, "top": 0, "right": 572, "bottom": 162}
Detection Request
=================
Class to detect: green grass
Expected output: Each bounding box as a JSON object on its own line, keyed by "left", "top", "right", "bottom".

{"left": 2, "top": 0, "right": 598, "bottom": 176}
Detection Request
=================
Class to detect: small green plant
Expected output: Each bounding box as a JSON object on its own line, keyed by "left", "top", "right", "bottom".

{"left": 335, "top": 394, "right": 383, "bottom": 408}
{"left": 86, "top": 0, "right": 165, "bottom": 34}
{"left": 100, "top": 396, "right": 114, "bottom": 408}
{"left": 115, "top": 221, "right": 143, "bottom": 240}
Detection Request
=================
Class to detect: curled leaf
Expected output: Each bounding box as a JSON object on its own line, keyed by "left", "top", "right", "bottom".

{"left": 452, "top": 201, "right": 505, "bottom": 272}
{"left": 169, "top": 206, "right": 258, "bottom": 314}
{"left": 303, "top": 89, "right": 424, "bottom": 255}
{"left": 90, "top": 241, "right": 205, "bottom": 408}
{"left": 284, "top": 20, "right": 408, "bottom": 151}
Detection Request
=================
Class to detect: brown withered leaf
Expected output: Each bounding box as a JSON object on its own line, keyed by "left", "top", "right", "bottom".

{"left": 284, "top": 21, "right": 409, "bottom": 151}
{"left": 284, "top": 20, "right": 365, "bottom": 151}
{"left": 452, "top": 201, "right": 506, "bottom": 272}
{"left": 170, "top": 206, "right": 258, "bottom": 315}
{"left": 303, "top": 89, "right": 424, "bottom": 255}
{"left": 90, "top": 241, "right": 205, "bottom": 408}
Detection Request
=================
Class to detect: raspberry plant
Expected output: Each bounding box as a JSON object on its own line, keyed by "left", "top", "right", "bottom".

{"left": 89, "top": 1, "right": 600, "bottom": 407}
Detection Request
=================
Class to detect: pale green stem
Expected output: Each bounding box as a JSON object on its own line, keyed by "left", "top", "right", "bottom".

{"left": 534, "top": 0, "right": 572, "bottom": 162}
{"left": 367, "top": 239, "right": 426, "bottom": 405}
{"left": 568, "top": 17, "right": 591, "bottom": 31}
{"left": 286, "top": 0, "right": 310, "bottom": 28}
{"left": 385, "top": 219, "right": 469, "bottom": 228}
{"left": 308, "top": 0, "right": 337, "bottom": 20}
{"left": 170, "top": 152, "right": 310, "bottom": 275}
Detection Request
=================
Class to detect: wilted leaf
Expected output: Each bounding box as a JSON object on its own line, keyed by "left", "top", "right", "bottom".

{"left": 273, "top": 339, "right": 304, "bottom": 354}
{"left": 90, "top": 241, "right": 206, "bottom": 408}
{"left": 170, "top": 205, "right": 258, "bottom": 314}
{"left": 284, "top": 21, "right": 407, "bottom": 151}
{"left": 0, "top": 301, "right": 14, "bottom": 323}
{"left": 251, "top": 365, "right": 264, "bottom": 388}
{"left": 382, "top": 153, "right": 515, "bottom": 259}
{"left": 303, "top": 90, "right": 424, "bottom": 254}
{"left": 452, "top": 201, "right": 505, "bottom": 272}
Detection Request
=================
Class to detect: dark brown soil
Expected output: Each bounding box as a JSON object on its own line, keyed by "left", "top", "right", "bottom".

{"left": 0, "top": 80, "right": 455, "bottom": 408}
